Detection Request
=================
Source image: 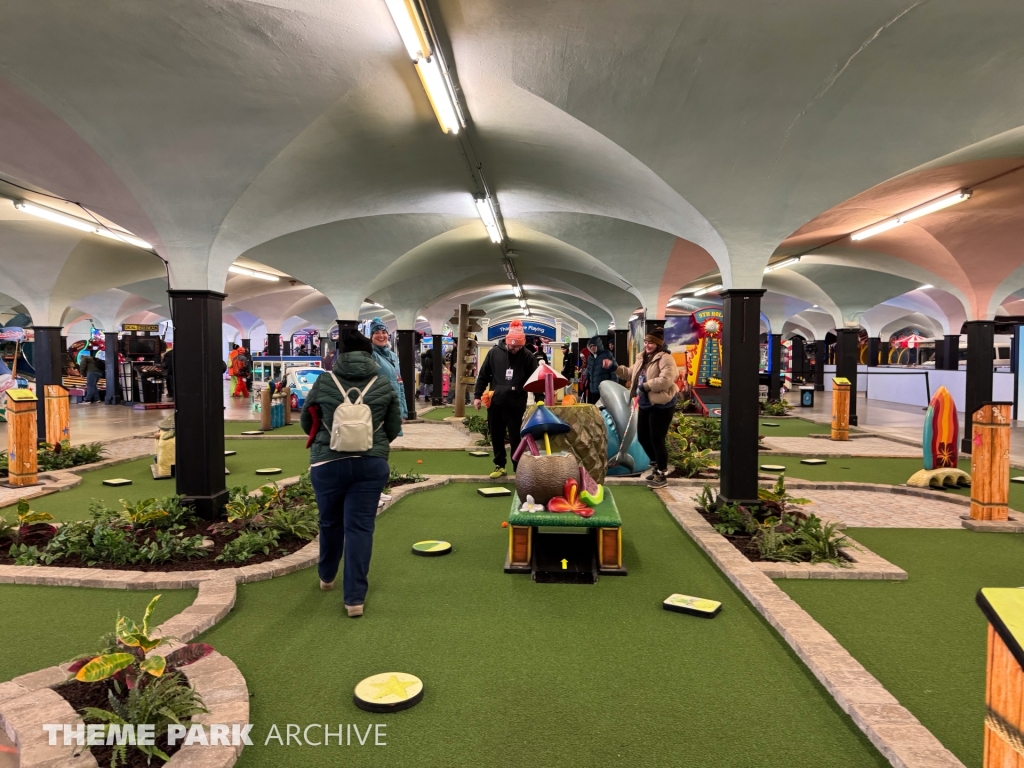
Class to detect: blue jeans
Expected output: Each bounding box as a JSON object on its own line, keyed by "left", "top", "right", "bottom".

{"left": 310, "top": 456, "right": 390, "bottom": 606}
{"left": 85, "top": 371, "right": 102, "bottom": 402}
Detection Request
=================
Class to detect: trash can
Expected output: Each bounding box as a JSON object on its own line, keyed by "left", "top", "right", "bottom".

{"left": 799, "top": 385, "right": 814, "bottom": 408}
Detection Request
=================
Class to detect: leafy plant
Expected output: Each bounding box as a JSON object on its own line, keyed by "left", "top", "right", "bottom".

{"left": 68, "top": 595, "right": 214, "bottom": 689}
{"left": 463, "top": 414, "right": 490, "bottom": 443}
{"left": 757, "top": 474, "right": 811, "bottom": 519}
{"left": 0, "top": 499, "right": 57, "bottom": 546}
{"left": 263, "top": 506, "right": 318, "bottom": 541}
{"left": 759, "top": 400, "right": 793, "bottom": 416}
{"left": 215, "top": 528, "right": 281, "bottom": 563}
{"left": 712, "top": 503, "right": 754, "bottom": 536}
{"left": 384, "top": 467, "right": 426, "bottom": 494}
{"left": 794, "top": 515, "right": 852, "bottom": 565}
{"left": 133, "top": 528, "right": 208, "bottom": 564}
{"left": 115, "top": 498, "right": 169, "bottom": 529}
{"left": 81, "top": 673, "right": 208, "bottom": 768}
{"left": 693, "top": 484, "right": 715, "bottom": 511}
{"left": 33, "top": 441, "right": 107, "bottom": 472}
{"left": 8, "top": 543, "right": 43, "bottom": 565}
{"left": 753, "top": 518, "right": 802, "bottom": 562}
{"left": 669, "top": 446, "right": 716, "bottom": 478}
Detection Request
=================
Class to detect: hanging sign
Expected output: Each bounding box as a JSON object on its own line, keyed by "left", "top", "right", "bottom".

{"left": 121, "top": 323, "right": 159, "bottom": 332}
{"left": 487, "top": 321, "right": 556, "bottom": 341}
{"left": 0, "top": 328, "right": 33, "bottom": 342}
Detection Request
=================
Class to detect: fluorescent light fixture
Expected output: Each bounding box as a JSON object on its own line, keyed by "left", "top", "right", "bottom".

{"left": 512, "top": 285, "right": 522, "bottom": 298}
{"left": 812, "top": 304, "right": 818, "bottom": 308}
{"left": 518, "top": 299, "right": 526, "bottom": 308}
{"left": 474, "top": 195, "right": 502, "bottom": 243}
{"left": 524, "top": 308, "right": 531, "bottom": 316}
{"left": 94, "top": 228, "right": 153, "bottom": 250}
{"left": 693, "top": 284, "right": 723, "bottom": 297}
{"left": 851, "top": 190, "right": 971, "bottom": 241}
{"left": 851, "top": 218, "right": 903, "bottom": 241}
{"left": 415, "top": 57, "right": 460, "bottom": 135}
{"left": 15, "top": 201, "right": 154, "bottom": 249}
{"left": 14, "top": 201, "right": 96, "bottom": 233}
{"left": 764, "top": 256, "right": 800, "bottom": 274}
{"left": 228, "top": 265, "right": 280, "bottom": 282}
{"left": 383, "top": 0, "right": 431, "bottom": 60}
{"left": 899, "top": 190, "right": 971, "bottom": 222}
{"left": 917, "top": 284, "right": 933, "bottom": 291}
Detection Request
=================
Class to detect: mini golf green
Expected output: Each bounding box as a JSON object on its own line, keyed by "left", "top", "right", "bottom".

{"left": 225, "top": 421, "right": 304, "bottom": 436}
{"left": 0, "top": 586, "right": 196, "bottom": 682}
{"left": 419, "top": 406, "right": 455, "bottom": 421}
{"left": 781, "top": 528, "right": 1024, "bottom": 767}
{"left": 755, "top": 417, "right": 840, "bottom": 438}
{"left": 389, "top": 450, "right": 496, "bottom": 476}
{"left": 2, "top": 440, "right": 313, "bottom": 522}
{"left": 201, "top": 485, "right": 888, "bottom": 767}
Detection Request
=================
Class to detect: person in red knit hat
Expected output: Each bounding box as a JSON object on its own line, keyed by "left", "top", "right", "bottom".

{"left": 473, "top": 319, "right": 539, "bottom": 478}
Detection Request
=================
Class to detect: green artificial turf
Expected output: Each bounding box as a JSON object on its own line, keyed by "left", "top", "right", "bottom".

{"left": 0, "top": 586, "right": 196, "bottom": 682}
{"left": 388, "top": 450, "right": 494, "bottom": 476}
{"left": 781, "top": 528, "right": 1024, "bottom": 767}
{"left": 201, "top": 485, "right": 887, "bottom": 767}
{"left": 755, "top": 416, "right": 840, "bottom": 438}
{"left": 3, "top": 440, "right": 313, "bottom": 522}
{"left": 419, "top": 406, "right": 454, "bottom": 421}
{"left": 225, "top": 421, "right": 304, "bottom": 435}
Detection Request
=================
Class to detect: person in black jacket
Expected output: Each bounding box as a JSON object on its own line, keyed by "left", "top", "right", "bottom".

{"left": 79, "top": 352, "right": 103, "bottom": 403}
{"left": 473, "top": 320, "right": 538, "bottom": 478}
{"left": 419, "top": 349, "right": 433, "bottom": 400}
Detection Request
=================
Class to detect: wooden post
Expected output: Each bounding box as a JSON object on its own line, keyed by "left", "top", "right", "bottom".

{"left": 453, "top": 304, "right": 470, "bottom": 418}
{"left": 283, "top": 387, "right": 292, "bottom": 425}
{"left": 508, "top": 525, "right": 532, "bottom": 567}
{"left": 977, "top": 588, "right": 1024, "bottom": 767}
{"left": 6, "top": 389, "right": 38, "bottom": 486}
{"left": 831, "top": 378, "right": 851, "bottom": 441}
{"left": 44, "top": 385, "right": 70, "bottom": 446}
{"left": 971, "top": 403, "right": 1012, "bottom": 521}
{"left": 260, "top": 386, "right": 272, "bottom": 431}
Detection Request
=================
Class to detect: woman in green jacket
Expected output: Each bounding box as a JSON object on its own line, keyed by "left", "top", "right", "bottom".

{"left": 301, "top": 328, "right": 402, "bottom": 617}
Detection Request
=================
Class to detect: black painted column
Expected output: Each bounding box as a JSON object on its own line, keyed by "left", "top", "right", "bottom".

{"left": 241, "top": 338, "right": 251, "bottom": 354}
{"left": 266, "top": 333, "right": 280, "bottom": 356}
{"left": 335, "top": 320, "right": 358, "bottom": 352}
{"left": 813, "top": 341, "right": 825, "bottom": 391}
{"left": 282, "top": 339, "right": 291, "bottom": 355}
{"left": 431, "top": 333, "right": 444, "bottom": 406}
{"left": 767, "top": 333, "right": 782, "bottom": 401}
{"left": 104, "top": 332, "right": 120, "bottom": 405}
{"left": 168, "top": 290, "right": 227, "bottom": 519}
{"left": 32, "top": 326, "right": 62, "bottom": 441}
{"left": 613, "top": 329, "right": 629, "bottom": 366}
{"left": 718, "top": 289, "right": 765, "bottom": 506}
{"left": 396, "top": 330, "right": 417, "bottom": 418}
{"left": 835, "top": 329, "right": 860, "bottom": 427}
{"left": 867, "top": 337, "right": 881, "bottom": 368}
{"left": 941, "top": 334, "right": 960, "bottom": 370}
{"left": 962, "top": 320, "right": 994, "bottom": 454}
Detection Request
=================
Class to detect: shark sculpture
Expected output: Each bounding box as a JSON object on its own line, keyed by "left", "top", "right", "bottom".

{"left": 599, "top": 380, "right": 648, "bottom": 475}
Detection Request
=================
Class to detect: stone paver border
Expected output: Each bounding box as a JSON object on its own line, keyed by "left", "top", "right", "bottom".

{"left": 0, "top": 576, "right": 246, "bottom": 768}
{"left": 657, "top": 490, "right": 963, "bottom": 768}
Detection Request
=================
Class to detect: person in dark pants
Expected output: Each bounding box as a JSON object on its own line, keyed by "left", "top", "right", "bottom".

{"left": 473, "top": 320, "right": 538, "bottom": 478}
{"left": 301, "top": 328, "right": 402, "bottom": 617}
{"left": 80, "top": 352, "right": 102, "bottom": 403}
{"left": 605, "top": 327, "right": 680, "bottom": 488}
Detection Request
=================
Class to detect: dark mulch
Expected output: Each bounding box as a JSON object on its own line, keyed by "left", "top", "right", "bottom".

{"left": 53, "top": 678, "right": 183, "bottom": 768}
{"left": 663, "top": 468, "right": 718, "bottom": 480}
{"left": 0, "top": 523, "right": 311, "bottom": 572}
{"left": 695, "top": 506, "right": 767, "bottom": 563}
{"left": 388, "top": 478, "right": 422, "bottom": 489}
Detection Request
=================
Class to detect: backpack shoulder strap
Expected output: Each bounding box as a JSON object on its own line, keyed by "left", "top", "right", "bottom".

{"left": 328, "top": 371, "right": 354, "bottom": 405}
{"left": 355, "top": 376, "right": 378, "bottom": 404}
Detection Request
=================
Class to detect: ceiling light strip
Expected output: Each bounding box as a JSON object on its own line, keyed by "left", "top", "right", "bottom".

{"left": 228, "top": 265, "right": 280, "bottom": 282}
{"left": 851, "top": 190, "right": 971, "bottom": 241}
{"left": 14, "top": 200, "right": 153, "bottom": 249}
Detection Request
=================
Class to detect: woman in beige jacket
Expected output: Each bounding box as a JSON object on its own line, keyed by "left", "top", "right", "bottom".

{"left": 603, "top": 327, "right": 680, "bottom": 487}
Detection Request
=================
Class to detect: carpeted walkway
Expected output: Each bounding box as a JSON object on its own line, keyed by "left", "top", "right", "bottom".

{"left": 201, "top": 485, "right": 887, "bottom": 768}
{"left": 0, "top": 586, "right": 196, "bottom": 682}
{"left": 781, "top": 528, "right": 1024, "bottom": 767}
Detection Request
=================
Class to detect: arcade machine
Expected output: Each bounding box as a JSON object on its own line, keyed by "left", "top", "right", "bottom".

{"left": 687, "top": 308, "right": 724, "bottom": 417}
{"left": 119, "top": 325, "right": 169, "bottom": 408}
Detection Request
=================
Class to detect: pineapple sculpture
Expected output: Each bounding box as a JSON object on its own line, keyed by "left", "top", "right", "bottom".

{"left": 522, "top": 403, "right": 608, "bottom": 483}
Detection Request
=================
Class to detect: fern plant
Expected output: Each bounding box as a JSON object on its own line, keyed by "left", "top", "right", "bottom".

{"left": 795, "top": 515, "right": 852, "bottom": 565}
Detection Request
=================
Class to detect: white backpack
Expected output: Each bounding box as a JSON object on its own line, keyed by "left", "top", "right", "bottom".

{"left": 327, "top": 373, "right": 379, "bottom": 452}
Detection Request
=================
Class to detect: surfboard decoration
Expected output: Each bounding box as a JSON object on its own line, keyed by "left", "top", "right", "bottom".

{"left": 923, "top": 386, "right": 959, "bottom": 470}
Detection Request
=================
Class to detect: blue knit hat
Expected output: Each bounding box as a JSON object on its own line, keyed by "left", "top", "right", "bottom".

{"left": 369, "top": 317, "right": 388, "bottom": 336}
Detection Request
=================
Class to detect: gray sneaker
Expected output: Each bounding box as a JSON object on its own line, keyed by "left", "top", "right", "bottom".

{"left": 647, "top": 470, "right": 668, "bottom": 489}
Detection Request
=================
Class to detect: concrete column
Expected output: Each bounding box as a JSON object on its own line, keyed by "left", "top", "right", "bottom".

{"left": 813, "top": 340, "right": 825, "bottom": 391}
{"left": 396, "top": 330, "right": 417, "bottom": 418}
{"left": 431, "top": 333, "right": 444, "bottom": 406}
{"left": 867, "top": 337, "right": 881, "bottom": 367}
{"left": 940, "top": 334, "right": 960, "bottom": 370}
{"left": 835, "top": 328, "right": 860, "bottom": 427}
{"left": 962, "top": 321, "right": 994, "bottom": 454}
{"left": 613, "top": 329, "right": 629, "bottom": 366}
{"left": 282, "top": 339, "right": 291, "bottom": 355}
{"left": 168, "top": 290, "right": 227, "bottom": 518}
{"left": 718, "top": 289, "right": 765, "bottom": 505}
{"left": 767, "top": 333, "right": 782, "bottom": 401}
{"left": 32, "top": 326, "right": 62, "bottom": 441}
{"left": 790, "top": 337, "right": 806, "bottom": 382}
{"left": 241, "top": 338, "right": 251, "bottom": 354}
{"left": 104, "top": 331, "right": 120, "bottom": 405}
{"left": 266, "top": 333, "right": 281, "bottom": 356}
